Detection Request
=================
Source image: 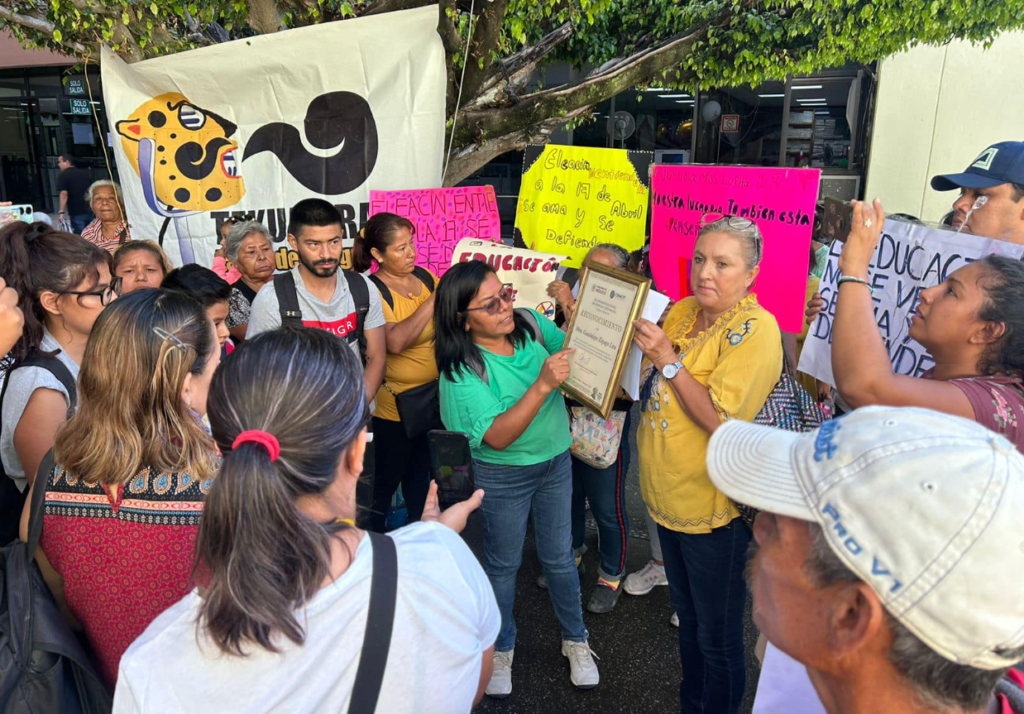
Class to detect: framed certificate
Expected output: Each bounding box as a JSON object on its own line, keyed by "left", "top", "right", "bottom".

{"left": 562, "top": 263, "right": 651, "bottom": 418}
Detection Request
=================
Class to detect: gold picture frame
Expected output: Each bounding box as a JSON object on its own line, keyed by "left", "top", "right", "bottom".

{"left": 562, "top": 262, "right": 651, "bottom": 418}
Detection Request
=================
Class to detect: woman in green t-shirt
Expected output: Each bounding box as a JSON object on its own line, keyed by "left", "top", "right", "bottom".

{"left": 435, "top": 260, "right": 599, "bottom": 699}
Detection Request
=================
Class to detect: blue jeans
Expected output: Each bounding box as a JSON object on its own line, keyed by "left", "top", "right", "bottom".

{"left": 658, "top": 521, "right": 751, "bottom": 714}
{"left": 69, "top": 212, "right": 93, "bottom": 234}
{"left": 474, "top": 450, "right": 588, "bottom": 652}
{"left": 571, "top": 410, "right": 632, "bottom": 580}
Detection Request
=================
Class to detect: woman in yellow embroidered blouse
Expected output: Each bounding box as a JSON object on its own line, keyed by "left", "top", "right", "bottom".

{"left": 632, "top": 216, "right": 782, "bottom": 714}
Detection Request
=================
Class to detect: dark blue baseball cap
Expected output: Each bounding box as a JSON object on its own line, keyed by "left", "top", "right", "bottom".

{"left": 930, "top": 141, "right": 1024, "bottom": 191}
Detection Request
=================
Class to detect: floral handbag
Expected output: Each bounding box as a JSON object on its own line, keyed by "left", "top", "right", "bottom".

{"left": 569, "top": 407, "right": 627, "bottom": 469}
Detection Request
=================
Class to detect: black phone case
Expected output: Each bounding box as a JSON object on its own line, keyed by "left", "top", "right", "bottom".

{"left": 428, "top": 430, "right": 476, "bottom": 506}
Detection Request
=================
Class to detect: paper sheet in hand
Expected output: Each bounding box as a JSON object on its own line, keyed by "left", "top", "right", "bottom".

{"left": 622, "top": 291, "right": 671, "bottom": 401}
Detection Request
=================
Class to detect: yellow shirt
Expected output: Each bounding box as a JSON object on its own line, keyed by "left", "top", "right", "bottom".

{"left": 372, "top": 271, "right": 440, "bottom": 422}
{"left": 638, "top": 294, "right": 782, "bottom": 534}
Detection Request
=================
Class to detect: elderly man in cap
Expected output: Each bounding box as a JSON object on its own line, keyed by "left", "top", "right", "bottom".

{"left": 931, "top": 141, "right": 1024, "bottom": 245}
{"left": 707, "top": 407, "right": 1024, "bottom": 714}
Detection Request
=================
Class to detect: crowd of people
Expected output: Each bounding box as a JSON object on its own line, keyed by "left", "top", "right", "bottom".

{"left": 1, "top": 141, "right": 1023, "bottom": 714}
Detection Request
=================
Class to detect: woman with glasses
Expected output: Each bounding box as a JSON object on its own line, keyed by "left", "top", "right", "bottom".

{"left": 19, "top": 288, "right": 220, "bottom": 689}
{"left": 0, "top": 223, "right": 115, "bottom": 541}
{"left": 435, "top": 260, "right": 599, "bottom": 699}
{"left": 223, "top": 220, "right": 276, "bottom": 342}
{"left": 112, "top": 240, "right": 174, "bottom": 294}
{"left": 80, "top": 180, "right": 129, "bottom": 252}
{"left": 631, "top": 215, "right": 783, "bottom": 714}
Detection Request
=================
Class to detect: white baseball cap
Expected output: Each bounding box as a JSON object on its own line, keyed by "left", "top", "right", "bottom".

{"left": 707, "top": 406, "right": 1024, "bottom": 670}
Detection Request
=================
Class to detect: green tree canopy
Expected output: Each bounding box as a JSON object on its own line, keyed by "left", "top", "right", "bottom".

{"left": 1, "top": 0, "right": 1021, "bottom": 183}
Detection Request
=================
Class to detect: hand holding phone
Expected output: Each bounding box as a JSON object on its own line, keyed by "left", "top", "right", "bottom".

{"left": 428, "top": 430, "right": 478, "bottom": 509}
{"left": 0, "top": 204, "right": 33, "bottom": 228}
{"left": 822, "top": 197, "right": 854, "bottom": 244}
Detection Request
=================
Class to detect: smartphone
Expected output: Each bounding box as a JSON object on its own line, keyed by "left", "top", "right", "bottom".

{"left": 0, "top": 204, "right": 33, "bottom": 227}
{"left": 428, "top": 430, "right": 476, "bottom": 508}
{"left": 822, "top": 197, "right": 855, "bottom": 244}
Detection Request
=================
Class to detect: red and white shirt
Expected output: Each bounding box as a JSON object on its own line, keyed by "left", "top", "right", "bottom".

{"left": 246, "top": 266, "right": 385, "bottom": 356}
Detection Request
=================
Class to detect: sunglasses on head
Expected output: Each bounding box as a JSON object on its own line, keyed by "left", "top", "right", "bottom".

{"left": 464, "top": 286, "right": 514, "bottom": 316}
{"left": 699, "top": 213, "right": 764, "bottom": 263}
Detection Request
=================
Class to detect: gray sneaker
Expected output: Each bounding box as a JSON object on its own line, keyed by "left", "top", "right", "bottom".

{"left": 623, "top": 560, "right": 667, "bottom": 596}
{"left": 561, "top": 640, "right": 600, "bottom": 689}
{"left": 486, "top": 649, "right": 514, "bottom": 699}
{"left": 586, "top": 580, "right": 623, "bottom": 614}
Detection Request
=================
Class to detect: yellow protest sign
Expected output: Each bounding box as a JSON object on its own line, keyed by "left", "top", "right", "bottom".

{"left": 514, "top": 144, "right": 653, "bottom": 268}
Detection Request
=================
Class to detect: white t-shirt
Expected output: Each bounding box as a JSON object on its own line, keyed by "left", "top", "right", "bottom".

{"left": 753, "top": 642, "right": 827, "bottom": 714}
{"left": 113, "top": 522, "right": 499, "bottom": 714}
{"left": 1, "top": 330, "right": 79, "bottom": 491}
{"left": 246, "top": 267, "right": 385, "bottom": 355}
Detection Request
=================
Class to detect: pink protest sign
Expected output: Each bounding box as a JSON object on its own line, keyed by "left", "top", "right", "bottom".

{"left": 650, "top": 166, "right": 820, "bottom": 333}
{"left": 369, "top": 186, "right": 502, "bottom": 277}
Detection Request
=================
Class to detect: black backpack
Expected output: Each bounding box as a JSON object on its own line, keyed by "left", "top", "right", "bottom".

{"left": 0, "top": 450, "right": 112, "bottom": 713}
{"left": 0, "top": 353, "right": 77, "bottom": 546}
{"left": 367, "top": 266, "right": 435, "bottom": 311}
{"left": 275, "top": 271, "right": 371, "bottom": 360}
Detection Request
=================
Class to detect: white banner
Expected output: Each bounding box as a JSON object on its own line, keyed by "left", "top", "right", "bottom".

{"left": 451, "top": 239, "right": 568, "bottom": 320}
{"left": 798, "top": 220, "right": 1024, "bottom": 386}
{"left": 101, "top": 7, "right": 445, "bottom": 268}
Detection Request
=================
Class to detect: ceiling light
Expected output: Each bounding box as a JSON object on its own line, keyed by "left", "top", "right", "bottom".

{"left": 758, "top": 93, "right": 785, "bottom": 98}
{"left": 676, "top": 100, "right": 694, "bottom": 104}
{"left": 792, "top": 85, "right": 823, "bottom": 91}
{"left": 659, "top": 94, "right": 690, "bottom": 99}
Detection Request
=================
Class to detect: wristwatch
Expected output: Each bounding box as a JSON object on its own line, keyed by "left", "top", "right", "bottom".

{"left": 660, "top": 359, "right": 685, "bottom": 380}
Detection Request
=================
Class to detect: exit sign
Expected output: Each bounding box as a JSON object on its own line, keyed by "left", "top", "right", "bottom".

{"left": 70, "top": 98, "right": 91, "bottom": 116}
{"left": 65, "top": 77, "right": 86, "bottom": 96}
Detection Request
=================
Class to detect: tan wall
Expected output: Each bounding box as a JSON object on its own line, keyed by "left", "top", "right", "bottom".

{"left": 0, "top": 30, "right": 73, "bottom": 69}
{"left": 864, "top": 31, "right": 1024, "bottom": 222}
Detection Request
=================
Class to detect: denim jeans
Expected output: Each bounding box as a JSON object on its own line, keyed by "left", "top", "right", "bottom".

{"left": 570, "top": 410, "right": 632, "bottom": 580}
{"left": 69, "top": 212, "right": 93, "bottom": 234}
{"left": 658, "top": 521, "right": 751, "bottom": 714}
{"left": 474, "top": 450, "right": 588, "bottom": 652}
{"left": 368, "top": 416, "right": 430, "bottom": 533}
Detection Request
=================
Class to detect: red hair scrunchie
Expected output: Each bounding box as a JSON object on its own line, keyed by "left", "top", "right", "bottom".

{"left": 232, "top": 430, "right": 281, "bottom": 462}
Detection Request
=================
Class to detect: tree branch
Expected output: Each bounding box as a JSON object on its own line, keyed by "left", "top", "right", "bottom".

{"left": 360, "top": 0, "right": 437, "bottom": 17}
{"left": 0, "top": 4, "right": 90, "bottom": 55}
{"left": 452, "top": 0, "right": 755, "bottom": 149}
{"left": 443, "top": 104, "right": 592, "bottom": 186}
{"left": 248, "top": 0, "right": 284, "bottom": 34}
{"left": 458, "top": 0, "right": 510, "bottom": 103}
{"left": 465, "top": 21, "right": 573, "bottom": 110}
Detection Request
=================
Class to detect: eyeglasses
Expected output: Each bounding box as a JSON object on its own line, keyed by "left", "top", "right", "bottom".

{"left": 63, "top": 276, "right": 122, "bottom": 306}
{"left": 700, "top": 213, "right": 764, "bottom": 263}
{"left": 464, "top": 286, "right": 514, "bottom": 316}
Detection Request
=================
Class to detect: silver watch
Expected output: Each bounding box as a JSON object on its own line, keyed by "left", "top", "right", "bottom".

{"left": 660, "top": 359, "right": 685, "bottom": 380}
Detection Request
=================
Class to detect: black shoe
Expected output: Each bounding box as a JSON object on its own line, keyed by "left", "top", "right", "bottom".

{"left": 586, "top": 580, "right": 623, "bottom": 614}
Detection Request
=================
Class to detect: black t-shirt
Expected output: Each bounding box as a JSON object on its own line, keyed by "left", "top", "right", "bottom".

{"left": 56, "top": 167, "right": 91, "bottom": 215}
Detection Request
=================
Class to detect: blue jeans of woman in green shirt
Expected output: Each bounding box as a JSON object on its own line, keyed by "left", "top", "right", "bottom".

{"left": 473, "top": 449, "right": 588, "bottom": 651}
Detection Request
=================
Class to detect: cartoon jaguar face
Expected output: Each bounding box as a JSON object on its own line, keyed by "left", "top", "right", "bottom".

{"left": 115, "top": 93, "right": 244, "bottom": 213}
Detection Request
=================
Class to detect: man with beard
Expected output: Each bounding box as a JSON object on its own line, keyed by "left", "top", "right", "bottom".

{"left": 247, "top": 198, "right": 386, "bottom": 403}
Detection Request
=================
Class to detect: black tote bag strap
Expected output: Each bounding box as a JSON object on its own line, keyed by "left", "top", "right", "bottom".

{"left": 27, "top": 449, "right": 56, "bottom": 552}
{"left": 348, "top": 531, "right": 398, "bottom": 714}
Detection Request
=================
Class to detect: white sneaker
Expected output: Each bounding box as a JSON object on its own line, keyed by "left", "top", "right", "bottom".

{"left": 486, "top": 649, "right": 514, "bottom": 699}
{"left": 561, "top": 640, "right": 600, "bottom": 689}
{"left": 670, "top": 611, "right": 679, "bottom": 628}
{"left": 623, "top": 560, "right": 667, "bottom": 596}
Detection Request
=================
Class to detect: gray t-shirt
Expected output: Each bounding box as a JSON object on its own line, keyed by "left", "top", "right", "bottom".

{"left": 247, "top": 267, "right": 385, "bottom": 355}
{"left": 1, "top": 331, "right": 80, "bottom": 492}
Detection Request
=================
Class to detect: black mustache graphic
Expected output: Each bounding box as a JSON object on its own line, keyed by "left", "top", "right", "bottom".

{"left": 176, "top": 137, "right": 233, "bottom": 181}
{"left": 243, "top": 91, "right": 378, "bottom": 195}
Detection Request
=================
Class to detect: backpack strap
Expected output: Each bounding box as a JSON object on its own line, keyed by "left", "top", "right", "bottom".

{"left": 367, "top": 273, "right": 394, "bottom": 311}
{"left": 514, "top": 307, "right": 543, "bottom": 343}
{"left": 998, "top": 673, "right": 1024, "bottom": 714}
{"left": 26, "top": 449, "right": 56, "bottom": 553}
{"left": 412, "top": 266, "right": 435, "bottom": 294}
{"left": 274, "top": 272, "right": 303, "bottom": 326}
{"left": 347, "top": 531, "right": 398, "bottom": 714}
{"left": 344, "top": 271, "right": 370, "bottom": 358}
